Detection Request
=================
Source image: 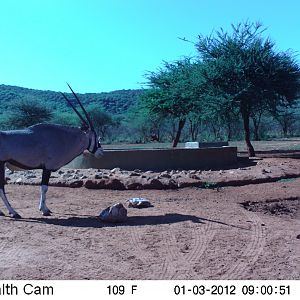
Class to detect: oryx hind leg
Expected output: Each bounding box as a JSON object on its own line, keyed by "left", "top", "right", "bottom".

{"left": 0, "top": 162, "right": 21, "bottom": 218}
{"left": 39, "top": 169, "right": 52, "bottom": 216}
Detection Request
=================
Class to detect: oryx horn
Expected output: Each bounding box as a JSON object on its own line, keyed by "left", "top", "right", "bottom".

{"left": 67, "top": 83, "right": 95, "bottom": 131}
{"left": 60, "top": 92, "right": 89, "bottom": 128}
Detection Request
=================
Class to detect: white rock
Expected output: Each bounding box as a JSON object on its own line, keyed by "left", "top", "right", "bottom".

{"left": 127, "top": 198, "right": 152, "bottom": 208}
{"left": 99, "top": 203, "right": 127, "bottom": 222}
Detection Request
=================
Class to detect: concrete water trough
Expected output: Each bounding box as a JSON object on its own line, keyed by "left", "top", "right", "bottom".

{"left": 66, "top": 146, "right": 238, "bottom": 171}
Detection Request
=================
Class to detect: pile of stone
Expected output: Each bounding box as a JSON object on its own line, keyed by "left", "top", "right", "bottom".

{"left": 5, "top": 167, "right": 201, "bottom": 189}
{"left": 5, "top": 158, "right": 300, "bottom": 190}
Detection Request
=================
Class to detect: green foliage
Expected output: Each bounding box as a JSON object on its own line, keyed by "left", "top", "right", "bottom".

{"left": 123, "top": 104, "right": 167, "bottom": 143}
{"left": 141, "top": 58, "right": 206, "bottom": 146}
{"left": 201, "top": 182, "right": 218, "bottom": 189}
{"left": 0, "top": 84, "right": 142, "bottom": 139}
{"left": 0, "top": 84, "right": 142, "bottom": 115}
{"left": 271, "top": 106, "right": 298, "bottom": 137}
{"left": 87, "top": 104, "right": 114, "bottom": 139}
{"left": 142, "top": 58, "right": 204, "bottom": 118}
{"left": 7, "top": 99, "right": 53, "bottom": 129}
{"left": 196, "top": 21, "right": 300, "bottom": 155}
{"left": 51, "top": 111, "right": 79, "bottom": 127}
{"left": 0, "top": 114, "right": 10, "bottom": 130}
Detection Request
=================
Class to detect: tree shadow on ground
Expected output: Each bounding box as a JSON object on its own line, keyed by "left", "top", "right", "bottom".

{"left": 239, "top": 149, "right": 300, "bottom": 159}
{"left": 13, "top": 213, "right": 248, "bottom": 230}
{"left": 197, "top": 157, "right": 257, "bottom": 171}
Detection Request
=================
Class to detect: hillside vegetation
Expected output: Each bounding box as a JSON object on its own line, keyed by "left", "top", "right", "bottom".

{"left": 1, "top": 82, "right": 300, "bottom": 147}
{"left": 0, "top": 84, "right": 142, "bottom": 114}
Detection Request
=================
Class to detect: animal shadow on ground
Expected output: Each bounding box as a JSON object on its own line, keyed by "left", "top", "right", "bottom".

{"left": 13, "top": 214, "right": 247, "bottom": 230}
{"left": 17, "top": 214, "right": 203, "bottom": 228}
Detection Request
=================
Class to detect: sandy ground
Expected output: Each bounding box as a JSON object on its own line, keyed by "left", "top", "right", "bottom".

{"left": 0, "top": 167, "right": 299, "bottom": 280}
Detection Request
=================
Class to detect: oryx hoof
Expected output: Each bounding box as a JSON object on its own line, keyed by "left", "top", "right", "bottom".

{"left": 0, "top": 211, "right": 5, "bottom": 217}
{"left": 42, "top": 210, "right": 52, "bottom": 216}
{"left": 11, "top": 213, "right": 22, "bottom": 219}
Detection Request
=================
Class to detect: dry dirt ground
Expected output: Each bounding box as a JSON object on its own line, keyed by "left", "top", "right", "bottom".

{"left": 0, "top": 159, "right": 299, "bottom": 280}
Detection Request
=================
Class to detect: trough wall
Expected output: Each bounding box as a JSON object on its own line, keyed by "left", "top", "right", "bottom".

{"left": 66, "top": 146, "right": 238, "bottom": 171}
{"left": 198, "top": 141, "right": 229, "bottom": 148}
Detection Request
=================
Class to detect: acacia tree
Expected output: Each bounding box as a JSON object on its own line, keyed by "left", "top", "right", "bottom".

{"left": 8, "top": 98, "right": 53, "bottom": 129}
{"left": 202, "top": 93, "right": 239, "bottom": 141}
{"left": 187, "top": 112, "right": 204, "bottom": 141}
{"left": 87, "top": 104, "right": 114, "bottom": 140}
{"left": 271, "top": 106, "right": 298, "bottom": 137}
{"left": 196, "top": 21, "right": 300, "bottom": 156}
{"left": 142, "top": 58, "right": 204, "bottom": 147}
{"left": 250, "top": 105, "right": 267, "bottom": 141}
{"left": 123, "top": 105, "right": 165, "bottom": 143}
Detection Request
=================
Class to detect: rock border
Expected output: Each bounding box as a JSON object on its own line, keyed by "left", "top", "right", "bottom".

{"left": 5, "top": 158, "right": 300, "bottom": 190}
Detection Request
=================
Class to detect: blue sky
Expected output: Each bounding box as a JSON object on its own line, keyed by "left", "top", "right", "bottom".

{"left": 0, "top": 0, "right": 299, "bottom": 93}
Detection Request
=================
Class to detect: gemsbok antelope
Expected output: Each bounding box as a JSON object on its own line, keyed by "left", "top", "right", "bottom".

{"left": 0, "top": 84, "right": 103, "bottom": 218}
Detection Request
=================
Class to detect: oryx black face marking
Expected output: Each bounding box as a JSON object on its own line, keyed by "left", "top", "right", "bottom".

{"left": 0, "top": 84, "right": 103, "bottom": 218}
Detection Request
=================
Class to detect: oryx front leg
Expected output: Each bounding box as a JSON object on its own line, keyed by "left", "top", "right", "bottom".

{"left": 39, "top": 169, "right": 52, "bottom": 216}
{"left": 0, "top": 162, "right": 21, "bottom": 218}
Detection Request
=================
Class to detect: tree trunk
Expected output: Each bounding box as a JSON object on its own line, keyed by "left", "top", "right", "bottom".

{"left": 282, "top": 120, "right": 288, "bottom": 138}
{"left": 172, "top": 118, "right": 186, "bottom": 147}
{"left": 157, "top": 129, "right": 161, "bottom": 142}
{"left": 167, "top": 120, "right": 177, "bottom": 141}
{"left": 211, "top": 122, "right": 218, "bottom": 140}
{"left": 242, "top": 112, "right": 256, "bottom": 157}
{"left": 252, "top": 118, "right": 260, "bottom": 141}
{"left": 189, "top": 119, "right": 197, "bottom": 141}
{"left": 226, "top": 121, "right": 232, "bottom": 141}
{"left": 251, "top": 112, "right": 262, "bottom": 141}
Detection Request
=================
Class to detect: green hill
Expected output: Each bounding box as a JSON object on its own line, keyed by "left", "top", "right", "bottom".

{"left": 0, "top": 84, "right": 143, "bottom": 115}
